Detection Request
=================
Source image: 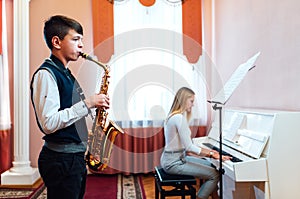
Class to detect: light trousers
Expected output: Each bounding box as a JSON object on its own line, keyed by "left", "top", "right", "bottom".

{"left": 160, "top": 151, "right": 219, "bottom": 199}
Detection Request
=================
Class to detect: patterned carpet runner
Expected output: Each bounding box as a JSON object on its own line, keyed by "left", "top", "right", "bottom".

{"left": 0, "top": 182, "right": 45, "bottom": 199}
{"left": 117, "top": 174, "right": 145, "bottom": 199}
{"left": 0, "top": 174, "right": 145, "bottom": 199}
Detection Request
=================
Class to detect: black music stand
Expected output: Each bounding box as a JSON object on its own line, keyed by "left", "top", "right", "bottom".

{"left": 207, "top": 101, "right": 225, "bottom": 199}
{"left": 206, "top": 52, "right": 260, "bottom": 199}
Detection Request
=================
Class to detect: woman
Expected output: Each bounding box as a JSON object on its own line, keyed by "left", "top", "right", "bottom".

{"left": 160, "top": 87, "right": 231, "bottom": 199}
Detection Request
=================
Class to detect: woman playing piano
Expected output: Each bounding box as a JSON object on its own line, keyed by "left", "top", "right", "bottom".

{"left": 160, "top": 87, "right": 231, "bottom": 199}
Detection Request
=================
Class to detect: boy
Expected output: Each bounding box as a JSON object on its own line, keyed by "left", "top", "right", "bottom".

{"left": 30, "top": 15, "right": 109, "bottom": 199}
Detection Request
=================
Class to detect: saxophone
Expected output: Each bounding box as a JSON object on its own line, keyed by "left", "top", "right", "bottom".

{"left": 80, "top": 52, "right": 124, "bottom": 172}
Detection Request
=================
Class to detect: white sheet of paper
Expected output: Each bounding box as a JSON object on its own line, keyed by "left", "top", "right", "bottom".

{"left": 223, "top": 113, "right": 245, "bottom": 141}
{"left": 236, "top": 129, "right": 269, "bottom": 159}
{"left": 211, "top": 52, "right": 261, "bottom": 104}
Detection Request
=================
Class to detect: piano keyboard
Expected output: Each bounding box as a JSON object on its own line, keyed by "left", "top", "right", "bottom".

{"left": 202, "top": 143, "right": 243, "bottom": 162}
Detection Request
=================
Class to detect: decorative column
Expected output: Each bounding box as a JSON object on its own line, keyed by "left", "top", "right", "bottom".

{"left": 1, "top": 0, "right": 40, "bottom": 185}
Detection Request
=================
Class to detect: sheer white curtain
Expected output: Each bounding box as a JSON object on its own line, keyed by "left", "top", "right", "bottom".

{"left": 0, "top": 0, "right": 11, "bottom": 131}
{"left": 107, "top": 0, "right": 207, "bottom": 128}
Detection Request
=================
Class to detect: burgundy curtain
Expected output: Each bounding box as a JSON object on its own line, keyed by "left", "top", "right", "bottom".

{"left": 89, "top": 126, "right": 206, "bottom": 175}
{"left": 0, "top": 128, "right": 13, "bottom": 174}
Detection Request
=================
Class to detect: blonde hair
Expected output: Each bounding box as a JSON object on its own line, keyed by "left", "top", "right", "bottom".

{"left": 167, "top": 87, "right": 195, "bottom": 122}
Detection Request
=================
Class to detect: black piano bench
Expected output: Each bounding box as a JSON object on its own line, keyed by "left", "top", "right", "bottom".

{"left": 154, "top": 166, "right": 197, "bottom": 199}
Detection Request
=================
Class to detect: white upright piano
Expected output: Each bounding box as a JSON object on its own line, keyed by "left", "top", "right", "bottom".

{"left": 193, "top": 108, "right": 300, "bottom": 199}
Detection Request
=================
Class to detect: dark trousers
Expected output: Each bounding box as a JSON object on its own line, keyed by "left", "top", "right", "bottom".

{"left": 38, "top": 146, "right": 87, "bottom": 199}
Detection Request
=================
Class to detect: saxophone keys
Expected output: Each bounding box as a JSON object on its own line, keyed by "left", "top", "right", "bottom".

{"left": 90, "top": 160, "right": 95, "bottom": 166}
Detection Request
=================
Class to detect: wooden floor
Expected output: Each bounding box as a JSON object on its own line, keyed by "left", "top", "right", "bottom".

{"left": 141, "top": 173, "right": 156, "bottom": 199}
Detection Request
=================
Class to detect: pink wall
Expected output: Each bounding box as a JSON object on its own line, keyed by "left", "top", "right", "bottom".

{"left": 209, "top": 0, "right": 300, "bottom": 110}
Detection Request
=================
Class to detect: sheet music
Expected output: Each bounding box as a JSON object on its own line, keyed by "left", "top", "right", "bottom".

{"left": 210, "top": 52, "right": 261, "bottom": 105}
{"left": 223, "top": 113, "right": 245, "bottom": 141}
{"left": 235, "top": 129, "right": 269, "bottom": 159}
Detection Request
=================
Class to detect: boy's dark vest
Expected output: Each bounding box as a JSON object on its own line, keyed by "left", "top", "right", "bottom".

{"left": 30, "top": 55, "right": 88, "bottom": 144}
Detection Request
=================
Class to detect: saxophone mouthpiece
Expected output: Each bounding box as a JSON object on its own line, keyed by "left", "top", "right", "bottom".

{"left": 80, "top": 52, "right": 109, "bottom": 72}
{"left": 79, "top": 52, "right": 93, "bottom": 61}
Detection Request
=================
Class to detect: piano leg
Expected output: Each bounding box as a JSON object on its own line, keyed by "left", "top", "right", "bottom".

{"left": 223, "top": 175, "right": 265, "bottom": 199}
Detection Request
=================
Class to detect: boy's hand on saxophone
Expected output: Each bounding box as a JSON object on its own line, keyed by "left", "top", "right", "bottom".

{"left": 84, "top": 94, "right": 110, "bottom": 109}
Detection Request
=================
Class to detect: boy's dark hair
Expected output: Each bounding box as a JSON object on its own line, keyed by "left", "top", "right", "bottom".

{"left": 43, "top": 15, "right": 83, "bottom": 50}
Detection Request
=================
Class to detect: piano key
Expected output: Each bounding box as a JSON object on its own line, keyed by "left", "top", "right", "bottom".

{"left": 202, "top": 142, "right": 243, "bottom": 162}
